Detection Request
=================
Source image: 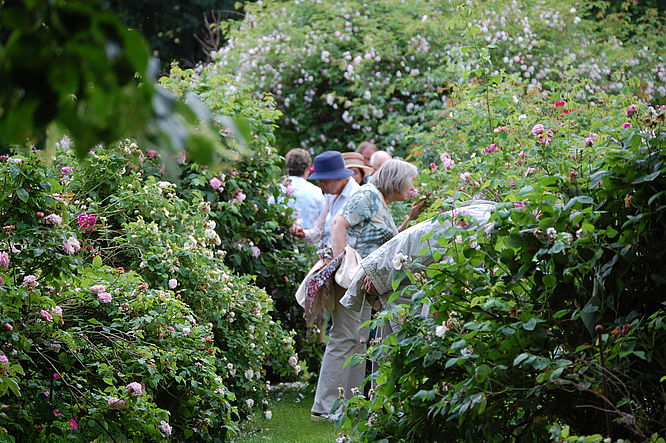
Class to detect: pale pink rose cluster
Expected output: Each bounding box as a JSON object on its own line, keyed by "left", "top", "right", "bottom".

{"left": 250, "top": 246, "right": 261, "bottom": 259}
{"left": 532, "top": 124, "right": 554, "bottom": 145}
{"left": 91, "top": 284, "right": 112, "bottom": 303}
{"left": 439, "top": 152, "right": 455, "bottom": 170}
{"left": 0, "top": 251, "right": 9, "bottom": 268}
{"left": 108, "top": 397, "right": 125, "bottom": 410}
{"left": 44, "top": 214, "right": 63, "bottom": 225}
{"left": 232, "top": 190, "right": 247, "bottom": 203}
{"left": 40, "top": 309, "right": 53, "bottom": 322}
{"left": 126, "top": 382, "right": 143, "bottom": 396}
{"left": 24, "top": 275, "right": 38, "bottom": 289}
{"left": 584, "top": 132, "right": 599, "bottom": 146}
{"left": 209, "top": 177, "right": 224, "bottom": 190}
{"left": 62, "top": 237, "right": 81, "bottom": 255}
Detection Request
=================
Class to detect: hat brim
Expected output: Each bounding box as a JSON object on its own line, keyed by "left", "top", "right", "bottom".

{"left": 309, "top": 168, "right": 355, "bottom": 180}
{"left": 346, "top": 163, "right": 373, "bottom": 170}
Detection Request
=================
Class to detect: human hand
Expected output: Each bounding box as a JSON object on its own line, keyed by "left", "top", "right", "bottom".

{"left": 290, "top": 224, "right": 305, "bottom": 238}
{"left": 362, "top": 276, "right": 379, "bottom": 295}
{"left": 408, "top": 197, "right": 427, "bottom": 221}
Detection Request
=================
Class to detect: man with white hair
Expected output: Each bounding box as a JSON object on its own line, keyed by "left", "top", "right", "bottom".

{"left": 369, "top": 150, "right": 392, "bottom": 171}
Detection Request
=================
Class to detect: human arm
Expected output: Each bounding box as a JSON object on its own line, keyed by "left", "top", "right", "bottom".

{"left": 397, "top": 197, "right": 426, "bottom": 232}
{"left": 330, "top": 213, "right": 350, "bottom": 258}
{"left": 301, "top": 200, "right": 328, "bottom": 243}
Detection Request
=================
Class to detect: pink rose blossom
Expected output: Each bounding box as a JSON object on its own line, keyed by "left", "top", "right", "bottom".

{"left": 4, "top": 323, "right": 12, "bottom": 331}
{"left": 584, "top": 132, "right": 599, "bottom": 146}
{"left": 233, "top": 190, "right": 246, "bottom": 203}
{"left": 69, "top": 419, "right": 78, "bottom": 430}
{"left": 429, "top": 162, "right": 438, "bottom": 171}
{"left": 53, "top": 411, "right": 62, "bottom": 416}
{"left": 97, "top": 292, "right": 112, "bottom": 303}
{"left": 43, "top": 391, "right": 50, "bottom": 397}
{"left": 108, "top": 397, "right": 126, "bottom": 410}
{"left": 518, "top": 150, "right": 528, "bottom": 158}
{"left": 44, "top": 214, "right": 63, "bottom": 225}
{"left": 408, "top": 188, "right": 419, "bottom": 199}
{"left": 514, "top": 201, "right": 527, "bottom": 210}
{"left": 126, "top": 382, "right": 143, "bottom": 396}
{"left": 51, "top": 306, "right": 63, "bottom": 315}
{"left": 484, "top": 144, "right": 499, "bottom": 153}
{"left": 90, "top": 285, "right": 106, "bottom": 294}
{"left": 250, "top": 246, "right": 261, "bottom": 259}
{"left": 61, "top": 166, "right": 73, "bottom": 176}
{"left": 625, "top": 104, "right": 637, "bottom": 115}
{"left": 493, "top": 126, "right": 509, "bottom": 133}
{"left": 24, "top": 275, "right": 38, "bottom": 289}
{"left": 622, "top": 122, "right": 632, "bottom": 128}
{"left": 40, "top": 309, "right": 53, "bottom": 322}
{"left": 0, "top": 354, "right": 8, "bottom": 364}
{"left": 440, "top": 152, "right": 455, "bottom": 170}
{"left": 62, "top": 237, "right": 81, "bottom": 255}
{"left": 531, "top": 124, "right": 545, "bottom": 137}
{"left": 0, "top": 252, "right": 9, "bottom": 268}
{"left": 177, "top": 150, "right": 187, "bottom": 164}
{"left": 53, "top": 373, "right": 61, "bottom": 379}
{"left": 168, "top": 278, "right": 178, "bottom": 289}
{"left": 209, "top": 177, "right": 223, "bottom": 190}
{"left": 77, "top": 212, "right": 97, "bottom": 233}
{"left": 182, "top": 327, "right": 191, "bottom": 336}
{"left": 35, "top": 211, "right": 45, "bottom": 218}
{"left": 147, "top": 150, "right": 159, "bottom": 158}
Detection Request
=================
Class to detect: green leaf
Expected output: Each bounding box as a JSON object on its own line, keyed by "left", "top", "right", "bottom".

{"left": 632, "top": 170, "right": 660, "bottom": 184}
{"left": 92, "top": 255, "right": 103, "bottom": 268}
{"left": 522, "top": 318, "right": 539, "bottom": 331}
{"left": 513, "top": 353, "right": 529, "bottom": 366}
{"left": 16, "top": 188, "right": 29, "bottom": 202}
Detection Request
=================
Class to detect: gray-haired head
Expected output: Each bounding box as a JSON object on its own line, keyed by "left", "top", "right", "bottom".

{"left": 372, "top": 159, "right": 418, "bottom": 198}
{"left": 369, "top": 150, "right": 392, "bottom": 170}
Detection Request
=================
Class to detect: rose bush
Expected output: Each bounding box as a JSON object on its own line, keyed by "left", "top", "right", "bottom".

{"left": 337, "top": 77, "right": 665, "bottom": 441}
{"left": 213, "top": 0, "right": 664, "bottom": 154}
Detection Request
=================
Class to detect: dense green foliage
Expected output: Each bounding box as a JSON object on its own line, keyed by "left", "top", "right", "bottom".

{"left": 214, "top": 0, "right": 665, "bottom": 154}
{"left": 0, "top": 0, "right": 236, "bottom": 168}
{"left": 161, "top": 63, "right": 324, "bottom": 373}
{"left": 337, "top": 78, "right": 665, "bottom": 441}
{"left": 0, "top": 142, "right": 304, "bottom": 440}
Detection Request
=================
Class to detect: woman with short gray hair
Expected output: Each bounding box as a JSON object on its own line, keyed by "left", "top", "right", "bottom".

{"left": 330, "top": 159, "right": 423, "bottom": 259}
{"left": 371, "top": 159, "right": 418, "bottom": 201}
{"left": 310, "top": 159, "right": 423, "bottom": 421}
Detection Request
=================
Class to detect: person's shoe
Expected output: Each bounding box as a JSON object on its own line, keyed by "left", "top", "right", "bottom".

{"left": 310, "top": 412, "right": 340, "bottom": 422}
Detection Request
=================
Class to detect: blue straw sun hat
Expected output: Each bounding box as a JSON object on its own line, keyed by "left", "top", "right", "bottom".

{"left": 308, "top": 151, "right": 354, "bottom": 180}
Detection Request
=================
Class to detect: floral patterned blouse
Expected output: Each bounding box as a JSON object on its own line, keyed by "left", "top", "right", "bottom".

{"left": 341, "top": 184, "right": 398, "bottom": 258}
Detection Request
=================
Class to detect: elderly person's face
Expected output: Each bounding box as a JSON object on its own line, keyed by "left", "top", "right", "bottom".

{"left": 317, "top": 178, "right": 347, "bottom": 195}
{"left": 350, "top": 167, "right": 364, "bottom": 185}
{"left": 393, "top": 177, "right": 417, "bottom": 202}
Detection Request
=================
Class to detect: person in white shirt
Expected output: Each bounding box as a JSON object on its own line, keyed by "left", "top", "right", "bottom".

{"left": 291, "top": 151, "right": 360, "bottom": 248}
{"left": 282, "top": 149, "right": 325, "bottom": 230}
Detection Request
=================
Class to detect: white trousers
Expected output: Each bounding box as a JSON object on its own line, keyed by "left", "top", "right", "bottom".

{"left": 311, "top": 285, "right": 371, "bottom": 415}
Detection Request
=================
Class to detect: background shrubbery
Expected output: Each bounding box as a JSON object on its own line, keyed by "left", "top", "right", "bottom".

{"left": 213, "top": 0, "right": 665, "bottom": 154}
